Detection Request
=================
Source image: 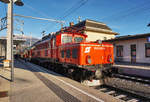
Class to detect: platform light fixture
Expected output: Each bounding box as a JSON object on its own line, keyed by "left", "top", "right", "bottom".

{"left": 0, "top": 0, "right": 10, "bottom": 3}
{"left": 14, "top": 0, "right": 24, "bottom": 6}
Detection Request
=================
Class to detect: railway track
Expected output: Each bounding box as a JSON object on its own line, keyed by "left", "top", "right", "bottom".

{"left": 113, "top": 74, "right": 150, "bottom": 85}
{"left": 92, "top": 85, "right": 150, "bottom": 102}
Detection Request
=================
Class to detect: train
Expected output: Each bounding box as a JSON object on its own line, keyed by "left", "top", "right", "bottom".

{"left": 21, "top": 26, "right": 114, "bottom": 83}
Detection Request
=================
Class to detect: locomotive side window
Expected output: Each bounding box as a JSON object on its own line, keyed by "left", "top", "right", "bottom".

{"left": 72, "top": 48, "right": 78, "bottom": 59}
{"left": 61, "top": 50, "right": 65, "bottom": 58}
{"left": 74, "top": 37, "right": 83, "bottom": 43}
{"left": 62, "top": 35, "right": 72, "bottom": 44}
{"left": 66, "top": 49, "right": 71, "bottom": 58}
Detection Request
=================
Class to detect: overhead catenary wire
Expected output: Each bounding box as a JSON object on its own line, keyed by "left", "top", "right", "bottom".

{"left": 100, "top": 0, "right": 150, "bottom": 22}
{"left": 44, "top": 0, "right": 89, "bottom": 31}
{"left": 60, "top": 0, "right": 89, "bottom": 20}
{"left": 14, "top": 14, "right": 65, "bottom": 24}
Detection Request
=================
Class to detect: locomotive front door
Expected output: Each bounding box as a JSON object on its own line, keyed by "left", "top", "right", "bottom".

{"left": 131, "top": 44, "right": 136, "bottom": 63}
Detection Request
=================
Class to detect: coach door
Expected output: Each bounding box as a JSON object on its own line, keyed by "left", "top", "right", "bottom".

{"left": 131, "top": 44, "right": 136, "bottom": 63}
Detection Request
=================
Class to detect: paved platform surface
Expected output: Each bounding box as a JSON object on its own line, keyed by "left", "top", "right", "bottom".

{"left": 0, "top": 59, "right": 123, "bottom": 102}
{"left": 113, "top": 62, "right": 150, "bottom": 78}
{"left": 0, "top": 61, "right": 10, "bottom": 102}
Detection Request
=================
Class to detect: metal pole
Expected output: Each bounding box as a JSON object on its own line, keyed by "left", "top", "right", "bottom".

{"left": 7, "top": 0, "right": 14, "bottom": 81}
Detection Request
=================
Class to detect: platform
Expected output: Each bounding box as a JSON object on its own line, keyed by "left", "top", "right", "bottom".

{"left": 113, "top": 62, "right": 150, "bottom": 78}
{"left": 0, "top": 59, "right": 123, "bottom": 102}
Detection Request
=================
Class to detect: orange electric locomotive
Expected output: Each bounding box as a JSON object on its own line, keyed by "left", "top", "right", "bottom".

{"left": 24, "top": 27, "right": 114, "bottom": 82}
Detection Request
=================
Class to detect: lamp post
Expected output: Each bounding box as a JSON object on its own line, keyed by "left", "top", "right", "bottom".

{"left": 0, "top": 0, "right": 24, "bottom": 82}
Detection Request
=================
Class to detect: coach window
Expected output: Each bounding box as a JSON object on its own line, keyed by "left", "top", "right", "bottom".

{"left": 72, "top": 48, "right": 78, "bottom": 58}
{"left": 66, "top": 49, "right": 71, "bottom": 58}
{"left": 145, "top": 43, "right": 150, "bottom": 57}
{"left": 61, "top": 50, "right": 64, "bottom": 58}
{"left": 32, "top": 52, "right": 34, "bottom": 56}
{"left": 116, "top": 45, "right": 123, "bottom": 57}
{"left": 45, "top": 50, "right": 48, "bottom": 56}
{"left": 52, "top": 38, "right": 56, "bottom": 48}
{"left": 37, "top": 51, "right": 41, "bottom": 56}
{"left": 49, "top": 42, "right": 51, "bottom": 48}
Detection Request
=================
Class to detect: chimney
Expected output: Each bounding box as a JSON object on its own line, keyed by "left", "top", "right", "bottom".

{"left": 70, "top": 22, "right": 74, "bottom": 27}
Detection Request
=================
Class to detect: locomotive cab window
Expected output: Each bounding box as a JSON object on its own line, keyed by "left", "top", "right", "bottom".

{"left": 61, "top": 34, "right": 72, "bottom": 44}
{"left": 74, "top": 37, "right": 83, "bottom": 43}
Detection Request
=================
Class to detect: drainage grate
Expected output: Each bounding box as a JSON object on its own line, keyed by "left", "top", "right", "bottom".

{"left": 0, "top": 91, "right": 8, "bottom": 98}
{"left": 33, "top": 72, "right": 81, "bottom": 102}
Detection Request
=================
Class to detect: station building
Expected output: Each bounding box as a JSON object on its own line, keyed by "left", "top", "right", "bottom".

{"left": 0, "top": 36, "right": 26, "bottom": 58}
{"left": 106, "top": 33, "right": 150, "bottom": 64}
{"left": 71, "top": 19, "right": 118, "bottom": 41}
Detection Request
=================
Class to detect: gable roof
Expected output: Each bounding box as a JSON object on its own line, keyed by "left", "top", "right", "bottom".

{"left": 74, "top": 19, "right": 118, "bottom": 35}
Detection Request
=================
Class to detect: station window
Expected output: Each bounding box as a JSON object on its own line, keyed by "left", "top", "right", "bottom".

{"left": 145, "top": 43, "right": 150, "bottom": 57}
{"left": 61, "top": 50, "right": 65, "bottom": 58}
{"left": 72, "top": 48, "right": 78, "bottom": 59}
{"left": 116, "top": 45, "right": 123, "bottom": 57}
{"left": 66, "top": 49, "right": 71, "bottom": 58}
{"left": 104, "top": 37, "right": 107, "bottom": 40}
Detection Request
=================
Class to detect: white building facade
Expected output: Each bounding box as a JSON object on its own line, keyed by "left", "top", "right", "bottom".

{"left": 107, "top": 33, "right": 150, "bottom": 64}
{"left": 73, "top": 19, "right": 118, "bottom": 41}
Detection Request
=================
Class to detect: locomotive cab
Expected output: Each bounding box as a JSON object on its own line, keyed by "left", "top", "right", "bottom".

{"left": 61, "top": 33, "right": 87, "bottom": 44}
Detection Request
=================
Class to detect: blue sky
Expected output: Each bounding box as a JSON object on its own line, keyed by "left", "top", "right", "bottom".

{"left": 0, "top": 0, "right": 150, "bottom": 38}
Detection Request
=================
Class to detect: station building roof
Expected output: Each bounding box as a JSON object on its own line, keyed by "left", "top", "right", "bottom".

{"left": 73, "top": 19, "right": 119, "bottom": 35}
{"left": 0, "top": 36, "right": 26, "bottom": 45}
{"left": 104, "top": 33, "right": 150, "bottom": 42}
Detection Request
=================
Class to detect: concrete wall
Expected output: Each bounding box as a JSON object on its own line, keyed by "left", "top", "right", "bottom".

{"left": 114, "top": 38, "right": 150, "bottom": 64}
{"left": 85, "top": 31, "right": 115, "bottom": 41}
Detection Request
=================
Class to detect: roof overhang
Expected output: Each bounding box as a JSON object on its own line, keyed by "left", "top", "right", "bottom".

{"left": 104, "top": 33, "right": 150, "bottom": 42}
{"left": 85, "top": 26, "right": 119, "bottom": 35}
{"left": 0, "top": 37, "right": 26, "bottom": 45}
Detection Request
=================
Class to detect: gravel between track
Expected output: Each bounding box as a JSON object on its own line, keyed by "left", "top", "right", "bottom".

{"left": 105, "top": 77, "right": 150, "bottom": 98}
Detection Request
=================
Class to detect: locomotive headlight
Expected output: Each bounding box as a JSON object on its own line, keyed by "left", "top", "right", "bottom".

{"left": 108, "top": 55, "right": 112, "bottom": 62}
{"left": 86, "top": 55, "right": 92, "bottom": 64}
{"left": 109, "top": 57, "right": 112, "bottom": 62}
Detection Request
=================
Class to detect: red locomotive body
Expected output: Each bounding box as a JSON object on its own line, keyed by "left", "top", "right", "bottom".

{"left": 23, "top": 27, "right": 114, "bottom": 82}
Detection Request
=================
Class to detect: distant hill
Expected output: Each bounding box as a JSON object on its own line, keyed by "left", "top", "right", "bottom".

{"left": 14, "top": 34, "right": 39, "bottom": 47}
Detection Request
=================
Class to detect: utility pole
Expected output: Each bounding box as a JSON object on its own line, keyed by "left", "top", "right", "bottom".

{"left": 7, "top": 0, "right": 14, "bottom": 81}
{"left": 0, "top": 0, "right": 24, "bottom": 82}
